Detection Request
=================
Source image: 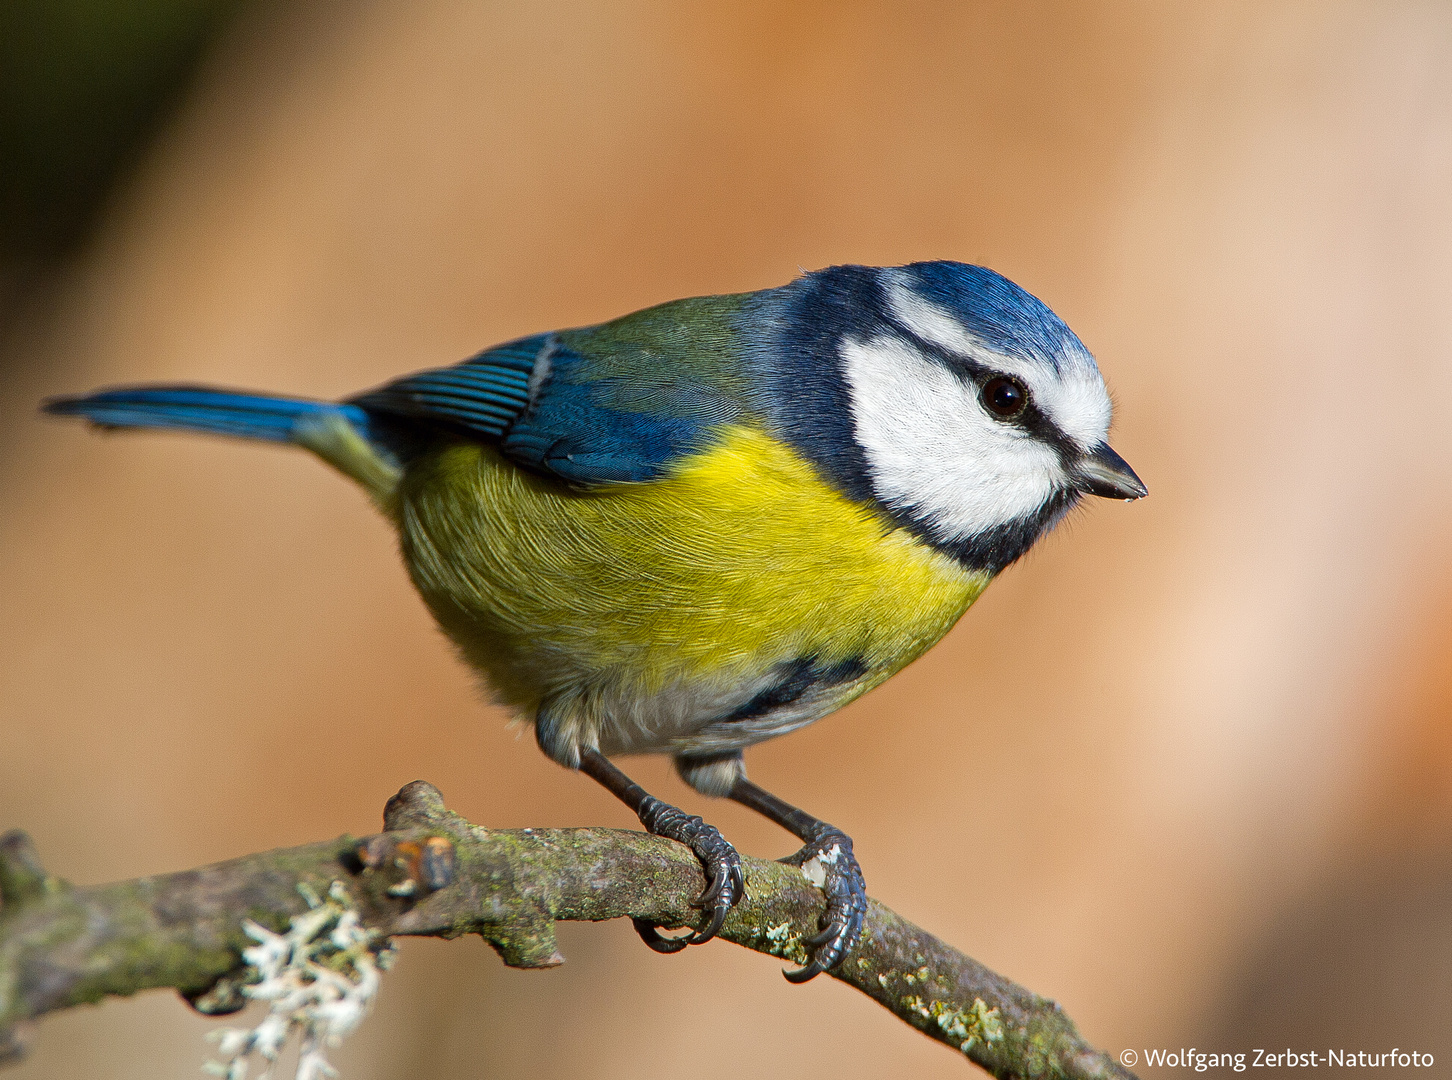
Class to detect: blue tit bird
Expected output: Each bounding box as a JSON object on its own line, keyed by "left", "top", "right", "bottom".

{"left": 44, "top": 261, "right": 1145, "bottom": 980}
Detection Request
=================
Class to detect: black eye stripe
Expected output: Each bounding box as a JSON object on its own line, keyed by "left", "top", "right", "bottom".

{"left": 882, "top": 329, "right": 1027, "bottom": 407}
{"left": 878, "top": 325, "right": 1084, "bottom": 470}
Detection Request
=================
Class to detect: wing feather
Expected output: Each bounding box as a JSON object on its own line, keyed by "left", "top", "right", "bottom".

{"left": 352, "top": 295, "right": 760, "bottom": 485}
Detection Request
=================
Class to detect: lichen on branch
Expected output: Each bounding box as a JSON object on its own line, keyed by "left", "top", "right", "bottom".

{"left": 0, "top": 782, "right": 1134, "bottom": 1079}
{"left": 205, "top": 881, "right": 393, "bottom": 1080}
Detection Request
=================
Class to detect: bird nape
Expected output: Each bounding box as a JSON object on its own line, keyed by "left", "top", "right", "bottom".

{"left": 43, "top": 260, "right": 1146, "bottom": 980}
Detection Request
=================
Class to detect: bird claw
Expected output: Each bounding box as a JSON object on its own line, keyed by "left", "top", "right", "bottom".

{"left": 783, "top": 959, "right": 825, "bottom": 984}
{"left": 779, "top": 824, "right": 866, "bottom": 981}
{"left": 632, "top": 918, "right": 690, "bottom": 953}
{"left": 634, "top": 796, "right": 743, "bottom": 950}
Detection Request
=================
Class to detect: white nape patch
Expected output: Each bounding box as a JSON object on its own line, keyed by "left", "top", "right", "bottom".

{"left": 883, "top": 277, "right": 1112, "bottom": 450}
{"left": 526, "top": 336, "right": 558, "bottom": 406}
{"left": 841, "top": 334, "right": 1062, "bottom": 540}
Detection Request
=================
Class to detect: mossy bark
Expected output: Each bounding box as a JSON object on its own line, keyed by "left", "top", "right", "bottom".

{"left": 0, "top": 782, "right": 1132, "bottom": 1079}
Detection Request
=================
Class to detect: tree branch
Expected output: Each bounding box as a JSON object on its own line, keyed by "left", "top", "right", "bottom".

{"left": 0, "top": 782, "right": 1132, "bottom": 1078}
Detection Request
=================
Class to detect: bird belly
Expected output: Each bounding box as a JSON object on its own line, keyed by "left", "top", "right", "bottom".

{"left": 395, "top": 424, "right": 989, "bottom": 761}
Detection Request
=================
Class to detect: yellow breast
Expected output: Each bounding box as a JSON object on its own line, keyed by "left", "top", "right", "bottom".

{"left": 395, "top": 424, "right": 989, "bottom": 741}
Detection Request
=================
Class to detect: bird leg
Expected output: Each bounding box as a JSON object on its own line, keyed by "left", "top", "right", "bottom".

{"left": 728, "top": 777, "right": 867, "bottom": 982}
{"left": 577, "top": 748, "right": 744, "bottom": 952}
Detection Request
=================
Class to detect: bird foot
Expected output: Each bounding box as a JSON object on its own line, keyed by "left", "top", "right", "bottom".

{"left": 779, "top": 823, "right": 866, "bottom": 982}
{"left": 633, "top": 796, "right": 744, "bottom": 951}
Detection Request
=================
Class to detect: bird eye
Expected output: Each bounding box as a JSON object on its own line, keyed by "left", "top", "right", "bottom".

{"left": 981, "top": 376, "right": 1027, "bottom": 419}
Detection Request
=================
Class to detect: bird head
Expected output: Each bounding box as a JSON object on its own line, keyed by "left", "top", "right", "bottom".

{"left": 772, "top": 261, "right": 1146, "bottom": 574}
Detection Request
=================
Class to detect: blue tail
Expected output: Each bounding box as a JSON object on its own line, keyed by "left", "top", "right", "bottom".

{"left": 43, "top": 385, "right": 375, "bottom": 444}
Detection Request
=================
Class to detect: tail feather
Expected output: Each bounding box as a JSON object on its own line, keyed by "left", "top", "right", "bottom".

{"left": 42, "top": 385, "right": 373, "bottom": 444}
{"left": 44, "top": 385, "right": 402, "bottom": 506}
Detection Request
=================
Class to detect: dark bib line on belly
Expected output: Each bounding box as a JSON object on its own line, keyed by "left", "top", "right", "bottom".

{"left": 721, "top": 655, "right": 869, "bottom": 723}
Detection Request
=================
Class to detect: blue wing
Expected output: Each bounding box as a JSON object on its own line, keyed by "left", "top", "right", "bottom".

{"left": 351, "top": 294, "right": 761, "bottom": 485}
{"left": 349, "top": 336, "right": 540, "bottom": 442}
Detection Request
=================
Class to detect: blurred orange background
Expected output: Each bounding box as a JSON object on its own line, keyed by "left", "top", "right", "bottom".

{"left": 2, "top": 2, "right": 1449, "bottom": 1077}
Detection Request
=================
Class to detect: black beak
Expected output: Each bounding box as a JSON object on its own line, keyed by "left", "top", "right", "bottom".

{"left": 1073, "top": 443, "right": 1148, "bottom": 501}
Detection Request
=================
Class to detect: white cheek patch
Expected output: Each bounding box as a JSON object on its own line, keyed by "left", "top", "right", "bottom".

{"left": 840, "top": 335, "right": 1062, "bottom": 540}
{"left": 883, "top": 278, "right": 1112, "bottom": 450}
